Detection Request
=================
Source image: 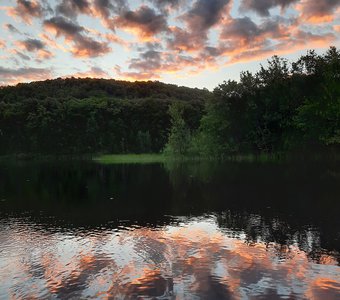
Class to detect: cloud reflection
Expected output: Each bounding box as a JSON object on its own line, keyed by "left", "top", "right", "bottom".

{"left": 1, "top": 215, "right": 339, "bottom": 299}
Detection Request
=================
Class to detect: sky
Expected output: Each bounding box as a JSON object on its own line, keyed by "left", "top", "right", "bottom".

{"left": 0, "top": 0, "right": 339, "bottom": 89}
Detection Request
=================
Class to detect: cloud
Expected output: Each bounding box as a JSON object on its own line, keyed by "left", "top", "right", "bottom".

{"left": 44, "top": 16, "right": 111, "bottom": 58}
{"left": 129, "top": 50, "right": 162, "bottom": 72}
{"left": 167, "top": 26, "right": 208, "bottom": 52}
{"left": 0, "top": 39, "right": 6, "bottom": 49}
{"left": 148, "top": 0, "right": 182, "bottom": 12}
{"left": 220, "top": 17, "right": 289, "bottom": 46}
{"left": 168, "top": 0, "right": 230, "bottom": 52}
{"left": 115, "top": 6, "right": 169, "bottom": 41}
{"left": 4, "top": 24, "right": 21, "bottom": 34}
{"left": 44, "top": 16, "right": 84, "bottom": 39}
{"left": 12, "top": 50, "right": 31, "bottom": 61}
{"left": 93, "top": 0, "right": 127, "bottom": 18}
{"left": 15, "top": 38, "right": 54, "bottom": 60}
{"left": 56, "top": 0, "right": 92, "bottom": 18}
{"left": 182, "top": 0, "right": 230, "bottom": 31}
{"left": 296, "top": 0, "right": 340, "bottom": 23}
{"left": 84, "top": 28, "right": 129, "bottom": 47}
{"left": 115, "top": 66, "right": 161, "bottom": 81}
{"left": 70, "top": 35, "right": 111, "bottom": 57}
{"left": 214, "top": 16, "right": 295, "bottom": 61}
{"left": 104, "top": 33, "right": 130, "bottom": 47}
{"left": 91, "top": 0, "right": 128, "bottom": 31}
{"left": 0, "top": 66, "right": 52, "bottom": 85}
{"left": 6, "top": 0, "right": 44, "bottom": 24}
{"left": 36, "top": 50, "right": 54, "bottom": 60}
{"left": 221, "top": 17, "right": 262, "bottom": 41}
{"left": 92, "top": 0, "right": 112, "bottom": 19}
{"left": 224, "top": 29, "right": 335, "bottom": 65}
{"left": 201, "top": 13, "right": 336, "bottom": 66}
{"left": 68, "top": 66, "right": 109, "bottom": 78}
{"left": 39, "top": 33, "right": 69, "bottom": 52}
{"left": 17, "top": 38, "right": 45, "bottom": 51}
{"left": 240, "top": 0, "right": 298, "bottom": 17}
{"left": 115, "top": 43, "right": 164, "bottom": 80}
{"left": 116, "top": 44, "right": 221, "bottom": 81}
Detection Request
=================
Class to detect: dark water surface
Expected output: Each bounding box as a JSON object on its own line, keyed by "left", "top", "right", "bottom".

{"left": 0, "top": 160, "right": 339, "bottom": 299}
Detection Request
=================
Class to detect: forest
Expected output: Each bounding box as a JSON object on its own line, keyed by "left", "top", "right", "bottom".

{"left": 0, "top": 47, "right": 339, "bottom": 157}
{"left": 0, "top": 79, "right": 207, "bottom": 154}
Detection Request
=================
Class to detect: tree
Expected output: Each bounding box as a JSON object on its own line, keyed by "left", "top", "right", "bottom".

{"left": 164, "top": 102, "right": 191, "bottom": 156}
{"left": 196, "top": 47, "right": 340, "bottom": 156}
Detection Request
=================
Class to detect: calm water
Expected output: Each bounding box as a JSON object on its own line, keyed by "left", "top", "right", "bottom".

{"left": 0, "top": 160, "right": 339, "bottom": 299}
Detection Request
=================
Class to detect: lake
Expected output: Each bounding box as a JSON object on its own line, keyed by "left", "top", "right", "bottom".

{"left": 0, "top": 160, "right": 339, "bottom": 299}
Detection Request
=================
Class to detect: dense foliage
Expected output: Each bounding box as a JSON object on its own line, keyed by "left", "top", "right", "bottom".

{"left": 188, "top": 46, "right": 340, "bottom": 157}
{"left": 0, "top": 79, "right": 207, "bottom": 155}
{"left": 0, "top": 47, "right": 339, "bottom": 157}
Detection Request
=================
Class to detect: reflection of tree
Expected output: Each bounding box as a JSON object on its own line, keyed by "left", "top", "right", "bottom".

{"left": 164, "top": 160, "right": 340, "bottom": 261}
{"left": 216, "top": 211, "right": 340, "bottom": 266}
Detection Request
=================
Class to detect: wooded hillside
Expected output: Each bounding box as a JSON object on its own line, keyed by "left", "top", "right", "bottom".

{"left": 0, "top": 79, "right": 209, "bottom": 154}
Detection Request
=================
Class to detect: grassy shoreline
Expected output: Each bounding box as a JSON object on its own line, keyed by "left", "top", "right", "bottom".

{"left": 92, "top": 153, "right": 296, "bottom": 164}
{"left": 1, "top": 152, "right": 339, "bottom": 164}
{"left": 93, "top": 154, "right": 168, "bottom": 164}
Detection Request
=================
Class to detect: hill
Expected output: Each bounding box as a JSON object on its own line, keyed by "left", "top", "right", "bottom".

{"left": 0, "top": 78, "right": 209, "bottom": 103}
{"left": 0, "top": 78, "right": 210, "bottom": 155}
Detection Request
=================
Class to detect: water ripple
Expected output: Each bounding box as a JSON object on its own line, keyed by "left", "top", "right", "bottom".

{"left": 0, "top": 214, "right": 339, "bottom": 299}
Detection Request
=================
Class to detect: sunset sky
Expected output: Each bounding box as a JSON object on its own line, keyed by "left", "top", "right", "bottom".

{"left": 0, "top": 0, "right": 339, "bottom": 89}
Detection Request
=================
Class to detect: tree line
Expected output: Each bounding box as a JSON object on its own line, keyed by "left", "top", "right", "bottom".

{"left": 0, "top": 47, "right": 339, "bottom": 157}
{"left": 166, "top": 47, "right": 340, "bottom": 157}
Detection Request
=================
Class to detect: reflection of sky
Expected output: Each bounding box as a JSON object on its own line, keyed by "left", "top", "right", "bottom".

{"left": 0, "top": 0, "right": 339, "bottom": 88}
{"left": 1, "top": 215, "right": 339, "bottom": 299}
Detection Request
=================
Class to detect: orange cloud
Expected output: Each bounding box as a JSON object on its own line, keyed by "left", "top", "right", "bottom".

{"left": 218, "top": 19, "right": 335, "bottom": 66}
{"left": 115, "top": 49, "right": 221, "bottom": 82}
{"left": 39, "top": 33, "right": 68, "bottom": 52}
{"left": 114, "top": 6, "right": 168, "bottom": 42}
{"left": 56, "top": 0, "right": 92, "bottom": 19}
{"left": 70, "top": 36, "right": 111, "bottom": 58}
{"left": 15, "top": 38, "right": 54, "bottom": 61}
{"left": 296, "top": 0, "right": 340, "bottom": 24}
{"left": 334, "top": 25, "right": 340, "bottom": 33}
{"left": 225, "top": 34, "right": 334, "bottom": 66}
{"left": 105, "top": 34, "right": 130, "bottom": 48}
{"left": 0, "top": 39, "right": 5, "bottom": 49}
{"left": 5, "top": 0, "right": 43, "bottom": 24}
{"left": 36, "top": 49, "right": 54, "bottom": 60}
{"left": 43, "top": 16, "right": 111, "bottom": 58}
